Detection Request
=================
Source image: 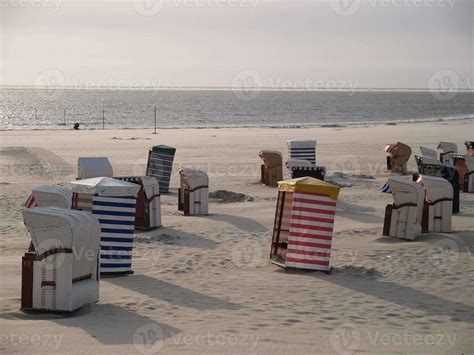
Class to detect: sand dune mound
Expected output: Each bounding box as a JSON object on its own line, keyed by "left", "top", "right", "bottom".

{"left": 209, "top": 190, "right": 255, "bottom": 203}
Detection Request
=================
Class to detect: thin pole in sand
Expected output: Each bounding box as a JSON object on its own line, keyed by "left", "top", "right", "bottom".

{"left": 102, "top": 108, "right": 105, "bottom": 130}
{"left": 153, "top": 106, "right": 157, "bottom": 134}
{"left": 35, "top": 108, "right": 37, "bottom": 119}
{"left": 64, "top": 108, "right": 67, "bottom": 125}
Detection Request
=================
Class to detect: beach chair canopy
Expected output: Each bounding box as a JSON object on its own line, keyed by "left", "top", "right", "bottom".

{"left": 150, "top": 145, "right": 176, "bottom": 154}
{"left": 385, "top": 142, "right": 411, "bottom": 156}
{"left": 285, "top": 158, "right": 314, "bottom": 169}
{"left": 420, "top": 147, "right": 438, "bottom": 159}
{"left": 78, "top": 157, "right": 113, "bottom": 180}
{"left": 69, "top": 177, "right": 140, "bottom": 196}
{"left": 140, "top": 176, "right": 160, "bottom": 198}
{"left": 388, "top": 176, "right": 423, "bottom": 206}
{"left": 417, "top": 175, "right": 453, "bottom": 203}
{"left": 277, "top": 176, "right": 340, "bottom": 201}
{"left": 287, "top": 139, "right": 317, "bottom": 147}
{"left": 259, "top": 150, "right": 282, "bottom": 167}
{"left": 416, "top": 155, "right": 442, "bottom": 166}
{"left": 465, "top": 141, "right": 474, "bottom": 149}
{"left": 32, "top": 186, "right": 73, "bottom": 208}
{"left": 179, "top": 167, "right": 209, "bottom": 190}
{"left": 438, "top": 142, "right": 457, "bottom": 154}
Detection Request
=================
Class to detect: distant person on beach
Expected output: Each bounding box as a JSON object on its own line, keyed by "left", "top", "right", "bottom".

{"left": 73, "top": 123, "right": 80, "bottom": 130}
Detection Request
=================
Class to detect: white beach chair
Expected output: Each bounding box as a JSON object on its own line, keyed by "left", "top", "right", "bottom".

{"left": 438, "top": 142, "right": 458, "bottom": 166}
{"left": 21, "top": 207, "right": 100, "bottom": 312}
{"left": 383, "top": 176, "right": 424, "bottom": 240}
{"left": 416, "top": 175, "right": 453, "bottom": 233}
{"left": 178, "top": 167, "right": 209, "bottom": 216}
{"left": 288, "top": 139, "right": 317, "bottom": 165}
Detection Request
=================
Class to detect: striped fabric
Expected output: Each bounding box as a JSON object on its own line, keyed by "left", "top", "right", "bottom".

{"left": 384, "top": 143, "right": 399, "bottom": 153}
{"left": 92, "top": 195, "right": 136, "bottom": 274}
{"left": 380, "top": 181, "right": 392, "bottom": 193}
{"left": 24, "top": 194, "right": 38, "bottom": 208}
{"left": 285, "top": 191, "right": 336, "bottom": 271}
{"left": 147, "top": 151, "right": 175, "bottom": 194}
{"left": 288, "top": 141, "right": 316, "bottom": 165}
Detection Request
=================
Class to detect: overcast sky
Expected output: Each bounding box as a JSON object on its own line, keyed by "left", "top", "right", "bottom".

{"left": 1, "top": 0, "right": 472, "bottom": 89}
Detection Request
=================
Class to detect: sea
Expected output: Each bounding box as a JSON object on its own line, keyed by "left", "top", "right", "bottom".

{"left": 1, "top": 89, "right": 473, "bottom": 130}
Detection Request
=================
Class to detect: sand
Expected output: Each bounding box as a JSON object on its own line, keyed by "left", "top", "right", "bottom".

{"left": 0, "top": 122, "right": 473, "bottom": 354}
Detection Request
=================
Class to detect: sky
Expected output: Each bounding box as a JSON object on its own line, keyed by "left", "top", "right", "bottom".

{"left": 0, "top": 0, "right": 472, "bottom": 89}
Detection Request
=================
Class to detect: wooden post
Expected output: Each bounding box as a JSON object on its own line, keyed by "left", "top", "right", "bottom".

{"left": 102, "top": 109, "right": 105, "bottom": 130}
{"left": 64, "top": 108, "right": 66, "bottom": 125}
{"left": 153, "top": 106, "right": 157, "bottom": 134}
{"left": 35, "top": 108, "right": 37, "bottom": 119}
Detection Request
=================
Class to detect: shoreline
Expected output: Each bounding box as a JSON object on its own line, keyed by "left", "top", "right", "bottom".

{"left": 1, "top": 116, "right": 472, "bottom": 133}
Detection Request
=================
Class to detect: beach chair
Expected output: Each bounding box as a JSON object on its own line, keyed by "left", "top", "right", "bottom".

{"left": 146, "top": 145, "right": 176, "bottom": 194}
{"left": 465, "top": 141, "right": 474, "bottom": 157}
{"left": 21, "top": 207, "right": 100, "bottom": 312}
{"left": 447, "top": 154, "right": 468, "bottom": 190}
{"left": 178, "top": 167, "right": 209, "bottom": 216}
{"left": 464, "top": 156, "right": 474, "bottom": 192}
{"left": 438, "top": 142, "right": 458, "bottom": 165}
{"left": 419, "top": 146, "right": 438, "bottom": 160}
{"left": 259, "top": 150, "right": 283, "bottom": 186}
{"left": 288, "top": 139, "right": 317, "bottom": 165}
{"left": 114, "top": 176, "right": 162, "bottom": 229}
{"left": 382, "top": 177, "right": 424, "bottom": 240}
{"left": 384, "top": 142, "right": 412, "bottom": 174}
{"left": 415, "top": 155, "right": 460, "bottom": 213}
{"left": 416, "top": 175, "right": 453, "bottom": 233}
{"left": 270, "top": 177, "right": 340, "bottom": 272}
{"left": 77, "top": 157, "right": 113, "bottom": 179}
{"left": 70, "top": 177, "right": 140, "bottom": 275}
{"left": 31, "top": 186, "right": 72, "bottom": 208}
{"left": 286, "top": 159, "right": 326, "bottom": 180}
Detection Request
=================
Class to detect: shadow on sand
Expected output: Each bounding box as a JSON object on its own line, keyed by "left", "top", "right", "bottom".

{"left": 105, "top": 275, "right": 242, "bottom": 311}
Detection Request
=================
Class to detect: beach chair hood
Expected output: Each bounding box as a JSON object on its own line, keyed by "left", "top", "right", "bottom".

{"left": 69, "top": 177, "right": 140, "bottom": 196}
{"left": 77, "top": 157, "right": 113, "bottom": 179}
{"left": 438, "top": 142, "right": 457, "bottom": 154}
{"left": 259, "top": 150, "right": 282, "bottom": 168}
{"left": 417, "top": 175, "right": 453, "bottom": 203}
{"left": 179, "top": 167, "right": 209, "bottom": 191}
{"left": 388, "top": 176, "right": 423, "bottom": 207}
{"left": 277, "top": 176, "right": 340, "bottom": 200}
{"left": 420, "top": 147, "right": 438, "bottom": 159}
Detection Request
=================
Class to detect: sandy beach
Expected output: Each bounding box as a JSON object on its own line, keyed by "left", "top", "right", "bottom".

{"left": 0, "top": 122, "right": 473, "bottom": 354}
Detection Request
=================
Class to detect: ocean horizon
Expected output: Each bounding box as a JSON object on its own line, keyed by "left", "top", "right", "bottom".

{"left": 1, "top": 88, "right": 473, "bottom": 130}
